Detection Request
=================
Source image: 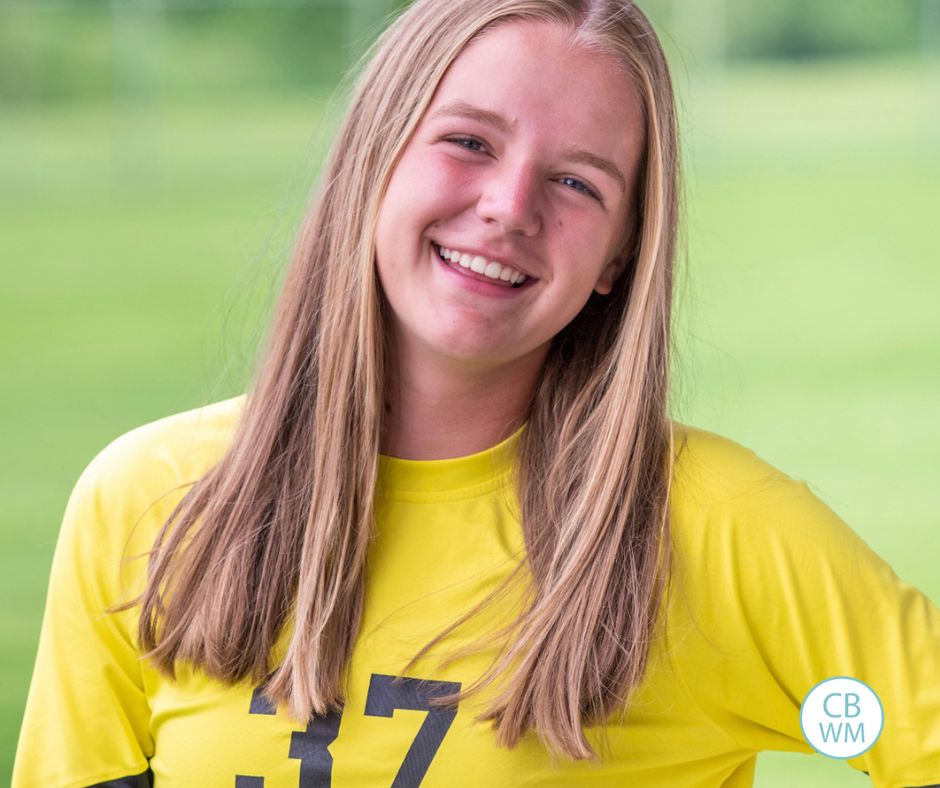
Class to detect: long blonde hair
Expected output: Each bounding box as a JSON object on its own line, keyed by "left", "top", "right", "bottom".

{"left": 136, "top": 0, "right": 679, "bottom": 761}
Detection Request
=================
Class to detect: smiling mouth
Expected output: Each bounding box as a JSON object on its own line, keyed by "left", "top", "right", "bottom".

{"left": 433, "top": 243, "right": 531, "bottom": 289}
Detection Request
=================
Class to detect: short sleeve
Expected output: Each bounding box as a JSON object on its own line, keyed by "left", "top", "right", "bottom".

{"left": 670, "top": 428, "right": 940, "bottom": 788}
{"left": 13, "top": 451, "right": 155, "bottom": 788}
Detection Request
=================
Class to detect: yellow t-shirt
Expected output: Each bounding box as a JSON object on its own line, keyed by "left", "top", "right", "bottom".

{"left": 13, "top": 397, "right": 940, "bottom": 787}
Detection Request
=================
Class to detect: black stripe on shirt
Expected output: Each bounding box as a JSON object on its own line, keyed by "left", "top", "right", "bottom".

{"left": 86, "top": 768, "right": 153, "bottom": 788}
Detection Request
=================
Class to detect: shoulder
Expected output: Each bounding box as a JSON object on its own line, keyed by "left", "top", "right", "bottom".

{"left": 61, "top": 396, "right": 245, "bottom": 572}
{"left": 666, "top": 421, "right": 850, "bottom": 558}
{"left": 78, "top": 395, "right": 245, "bottom": 499}
{"left": 669, "top": 422, "right": 793, "bottom": 507}
{"left": 668, "top": 421, "right": 822, "bottom": 522}
{"left": 659, "top": 426, "right": 940, "bottom": 773}
{"left": 664, "top": 422, "right": 884, "bottom": 612}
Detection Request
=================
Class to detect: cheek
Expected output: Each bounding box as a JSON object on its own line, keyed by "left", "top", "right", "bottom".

{"left": 373, "top": 200, "right": 397, "bottom": 273}
{"left": 432, "top": 154, "right": 481, "bottom": 189}
{"left": 380, "top": 154, "right": 476, "bottom": 242}
{"left": 408, "top": 145, "right": 481, "bottom": 201}
{"left": 552, "top": 217, "right": 613, "bottom": 282}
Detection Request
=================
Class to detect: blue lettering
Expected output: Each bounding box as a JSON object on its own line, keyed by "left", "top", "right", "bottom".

{"left": 823, "top": 693, "right": 842, "bottom": 717}
{"left": 844, "top": 693, "right": 861, "bottom": 718}
{"left": 818, "top": 720, "right": 866, "bottom": 743}
{"left": 846, "top": 721, "right": 865, "bottom": 743}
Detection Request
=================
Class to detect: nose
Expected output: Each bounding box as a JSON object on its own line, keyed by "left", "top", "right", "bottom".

{"left": 475, "top": 159, "right": 542, "bottom": 237}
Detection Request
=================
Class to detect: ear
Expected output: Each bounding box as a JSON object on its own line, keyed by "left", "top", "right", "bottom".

{"left": 595, "top": 217, "right": 638, "bottom": 296}
{"left": 593, "top": 255, "right": 627, "bottom": 296}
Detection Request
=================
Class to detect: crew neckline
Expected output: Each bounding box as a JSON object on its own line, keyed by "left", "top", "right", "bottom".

{"left": 377, "top": 423, "right": 525, "bottom": 499}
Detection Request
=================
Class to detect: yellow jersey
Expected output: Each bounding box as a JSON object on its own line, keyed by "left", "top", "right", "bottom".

{"left": 13, "top": 397, "right": 940, "bottom": 787}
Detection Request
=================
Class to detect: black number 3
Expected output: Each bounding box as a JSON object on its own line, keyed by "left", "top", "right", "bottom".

{"left": 365, "top": 673, "right": 462, "bottom": 788}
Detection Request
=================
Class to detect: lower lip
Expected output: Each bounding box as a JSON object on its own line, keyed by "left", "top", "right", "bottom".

{"left": 432, "top": 245, "right": 534, "bottom": 299}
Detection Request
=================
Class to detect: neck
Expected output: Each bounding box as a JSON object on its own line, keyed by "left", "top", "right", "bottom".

{"left": 381, "top": 340, "right": 547, "bottom": 460}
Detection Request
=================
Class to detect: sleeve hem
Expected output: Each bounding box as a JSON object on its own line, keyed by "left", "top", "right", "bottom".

{"left": 61, "top": 763, "right": 152, "bottom": 788}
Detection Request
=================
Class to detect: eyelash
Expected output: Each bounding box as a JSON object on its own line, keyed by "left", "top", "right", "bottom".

{"left": 445, "top": 136, "right": 602, "bottom": 202}
{"left": 557, "top": 176, "right": 599, "bottom": 200}
{"left": 448, "top": 135, "right": 487, "bottom": 153}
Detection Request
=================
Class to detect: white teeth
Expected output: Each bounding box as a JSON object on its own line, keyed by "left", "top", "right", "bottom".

{"left": 436, "top": 244, "right": 528, "bottom": 286}
{"left": 484, "top": 261, "right": 501, "bottom": 278}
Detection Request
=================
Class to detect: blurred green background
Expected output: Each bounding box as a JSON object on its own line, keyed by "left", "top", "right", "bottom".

{"left": 1, "top": 0, "right": 938, "bottom": 784}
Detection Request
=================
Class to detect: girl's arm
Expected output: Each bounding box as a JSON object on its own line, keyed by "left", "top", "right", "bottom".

{"left": 13, "top": 443, "right": 156, "bottom": 787}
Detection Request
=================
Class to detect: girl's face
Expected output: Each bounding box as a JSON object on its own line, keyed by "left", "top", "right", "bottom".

{"left": 375, "top": 20, "right": 645, "bottom": 370}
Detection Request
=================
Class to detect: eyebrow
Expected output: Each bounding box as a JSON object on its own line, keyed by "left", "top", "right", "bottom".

{"left": 430, "top": 100, "right": 514, "bottom": 134}
{"left": 560, "top": 146, "right": 626, "bottom": 193}
{"left": 430, "top": 99, "right": 627, "bottom": 194}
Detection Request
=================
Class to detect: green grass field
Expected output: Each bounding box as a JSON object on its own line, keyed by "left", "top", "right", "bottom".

{"left": 2, "top": 59, "right": 938, "bottom": 784}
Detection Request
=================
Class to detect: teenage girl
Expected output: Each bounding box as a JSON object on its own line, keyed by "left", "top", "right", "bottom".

{"left": 14, "top": 0, "right": 940, "bottom": 785}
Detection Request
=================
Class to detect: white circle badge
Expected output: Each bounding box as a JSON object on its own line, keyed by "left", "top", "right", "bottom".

{"left": 800, "top": 676, "right": 883, "bottom": 758}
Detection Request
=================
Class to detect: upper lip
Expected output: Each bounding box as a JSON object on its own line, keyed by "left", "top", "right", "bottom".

{"left": 432, "top": 241, "right": 537, "bottom": 280}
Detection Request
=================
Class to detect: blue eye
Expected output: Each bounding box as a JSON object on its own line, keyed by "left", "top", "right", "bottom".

{"left": 559, "top": 176, "right": 600, "bottom": 201}
{"left": 448, "top": 136, "right": 487, "bottom": 153}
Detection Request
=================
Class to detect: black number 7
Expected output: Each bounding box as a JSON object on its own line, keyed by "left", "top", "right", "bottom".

{"left": 365, "top": 673, "right": 462, "bottom": 788}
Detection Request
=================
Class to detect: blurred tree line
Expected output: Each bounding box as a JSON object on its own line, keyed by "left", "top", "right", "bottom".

{"left": 0, "top": 0, "right": 929, "bottom": 103}
{"left": 720, "top": 0, "right": 923, "bottom": 59}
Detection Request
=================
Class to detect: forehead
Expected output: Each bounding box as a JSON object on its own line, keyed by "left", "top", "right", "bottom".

{"left": 423, "top": 19, "right": 644, "bottom": 159}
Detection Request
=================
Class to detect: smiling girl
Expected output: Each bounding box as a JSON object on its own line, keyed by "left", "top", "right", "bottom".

{"left": 13, "top": 0, "right": 940, "bottom": 786}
